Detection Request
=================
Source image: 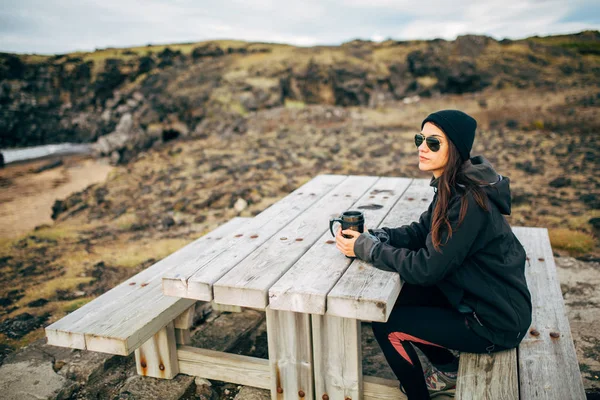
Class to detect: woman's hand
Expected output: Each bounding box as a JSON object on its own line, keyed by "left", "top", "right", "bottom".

{"left": 335, "top": 227, "right": 361, "bottom": 257}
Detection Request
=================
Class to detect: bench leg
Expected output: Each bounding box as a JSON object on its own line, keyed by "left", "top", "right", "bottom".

{"left": 312, "top": 314, "right": 363, "bottom": 400}
{"left": 266, "top": 306, "right": 313, "bottom": 400}
{"left": 173, "top": 303, "right": 198, "bottom": 345}
{"left": 134, "top": 321, "right": 179, "bottom": 379}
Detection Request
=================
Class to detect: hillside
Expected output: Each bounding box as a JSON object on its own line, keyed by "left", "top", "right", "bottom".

{"left": 0, "top": 31, "right": 599, "bottom": 392}
{"left": 1, "top": 30, "right": 599, "bottom": 154}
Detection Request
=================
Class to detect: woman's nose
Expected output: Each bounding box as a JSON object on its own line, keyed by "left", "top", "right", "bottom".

{"left": 418, "top": 142, "right": 428, "bottom": 152}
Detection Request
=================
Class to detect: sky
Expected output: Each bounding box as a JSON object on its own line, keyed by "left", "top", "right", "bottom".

{"left": 1, "top": 0, "right": 599, "bottom": 55}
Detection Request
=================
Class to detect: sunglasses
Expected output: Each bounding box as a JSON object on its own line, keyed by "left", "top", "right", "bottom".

{"left": 414, "top": 134, "right": 442, "bottom": 152}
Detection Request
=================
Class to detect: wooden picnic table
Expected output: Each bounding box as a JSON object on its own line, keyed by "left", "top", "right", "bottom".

{"left": 162, "top": 174, "right": 427, "bottom": 400}
{"left": 46, "top": 174, "right": 586, "bottom": 399}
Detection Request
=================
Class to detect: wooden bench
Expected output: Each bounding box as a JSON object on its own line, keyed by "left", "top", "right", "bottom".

{"left": 44, "top": 174, "right": 586, "bottom": 399}
{"left": 45, "top": 217, "right": 251, "bottom": 377}
{"left": 456, "top": 227, "right": 586, "bottom": 399}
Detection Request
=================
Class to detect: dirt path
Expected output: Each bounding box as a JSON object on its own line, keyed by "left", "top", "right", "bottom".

{"left": 0, "top": 156, "right": 113, "bottom": 238}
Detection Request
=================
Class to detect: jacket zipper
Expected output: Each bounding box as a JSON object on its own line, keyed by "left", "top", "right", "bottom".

{"left": 473, "top": 311, "right": 484, "bottom": 326}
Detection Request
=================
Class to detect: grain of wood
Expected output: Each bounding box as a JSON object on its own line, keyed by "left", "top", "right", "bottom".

{"left": 177, "top": 346, "right": 271, "bottom": 390}
{"left": 134, "top": 321, "right": 179, "bottom": 379}
{"left": 211, "top": 301, "right": 242, "bottom": 313}
{"left": 174, "top": 328, "right": 191, "bottom": 345}
{"left": 456, "top": 349, "right": 518, "bottom": 400}
{"left": 513, "top": 227, "right": 586, "bottom": 400}
{"left": 269, "top": 177, "right": 412, "bottom": 314}
{"left": 266, "top": 306, "right": 313, "bottom": 400}
{"left": 312, "top": 314, "right": 363, "bottom": 400}
{"left": 327, "top": 179, "right": 433, "bottom": 322}
{"left": 213, "top": 175, "right": 380, "bottom": 309}
{"left": 173, "top": 304, "right": 196, "bottom": 329}
{"left": 162, "top": 174, "right": 346, "bottom": 300}
{"left": 363, "top": 375, "right": 407, "bottom": 400}
{"left": 45, "top": 217, "right": 249, "bottom": 354}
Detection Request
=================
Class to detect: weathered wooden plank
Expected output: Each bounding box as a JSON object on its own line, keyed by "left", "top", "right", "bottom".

{"left": 269, "top": 177, "right": 412, "bottom": 314}
{"left": 182, "top": 346, "right": 405, "bottom": 400}
{"left": 163, "top": 174, "right": 346, "bottom": 300}
{"left": 327, "top": 179, "right": 433, "bottom": 322}
{"left": 312, "top": 314, "right": 363, "bottom": 400}
{"left": 84, "top": 296, "right": 197, "bottom": 355}
{"left": 363, "top": 376, "right": 406, "bottom": 400}
{"left": 173, "top": 304, "right": 196, "bottom": 329}
{"left": 134, "top": 321, "right": 179, "bottom": 379}
{"left": 45, "top": 217, "right": 250, "bottom": 353}
{"left": 211, "top": 301, "right": 242, "bottom": 313}
{"left": 177, "top": 346, "right": 271, "bottom": 390}
{"left": 513, "top": 227, "right": 586, "bottom": 400}
{"left": 266, "top": 306, "right": 313, "bottom": 400}
{"left": 174, "top": 328, "right": 191, "bottom": 345}
{"left": 213, "top": 175, "right": 380, "bottom": 309}
{"left": 456, "top": 349, "right": 518, "bottom": 400}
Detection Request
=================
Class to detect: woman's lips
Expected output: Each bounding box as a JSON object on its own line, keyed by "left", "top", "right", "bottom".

{"left": 419, "top": 156, "right": 428, "bottom": 161}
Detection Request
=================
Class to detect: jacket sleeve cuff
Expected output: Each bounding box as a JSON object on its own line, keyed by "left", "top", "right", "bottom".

{"left": 354, "top": 232, "right": 381, "bottom": 262}
{"left": 368, "top": 228, "right": 390, "bottom": 244}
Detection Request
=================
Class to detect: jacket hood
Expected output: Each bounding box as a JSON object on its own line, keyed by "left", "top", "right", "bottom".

{"left": 429, "top": 155, "right": 512, "bottom": 215}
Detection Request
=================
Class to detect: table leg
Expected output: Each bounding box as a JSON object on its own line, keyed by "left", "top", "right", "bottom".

{"left": 134, "top": 321, "right": 179, "bottom": 379}
{"left": 266, "top": 306, "right": 313, "bottom": 400}
{"left": 173, "top": 303, "right": 197, "bottom": 345}
{"left": 312, "top": 314, "right": 362, "bottom": 400}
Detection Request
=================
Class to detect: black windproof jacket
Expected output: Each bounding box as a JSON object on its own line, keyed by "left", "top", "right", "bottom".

{"left": 354, "top": 156, "right": 532, "bottom": 348}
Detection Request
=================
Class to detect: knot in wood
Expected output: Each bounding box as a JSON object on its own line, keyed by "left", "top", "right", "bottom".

{"left": 530, "top": 329, "right": 540, "bottom": 336}
{"left": 325, "top": 240, "right": 335, "bottom": 244}
{"left": 159, "top": 364, "right": 165, "bottom": 371}
{"left": 322, "top": 395, "right": 329, "bottom": 400}
{"left": 298, "top": 390, "right": 305, "bottom": 397}
{"left": 277, "top": 387, "right": 283, "bottom": 394}
{"left": 550, "top": 331, "right": 560, "bottom": 338}
{"left": 345, "top": 397, "right": 352, "bottom": 400}
{"left": 140, "top": 361, "right": 147, "bottom": 368}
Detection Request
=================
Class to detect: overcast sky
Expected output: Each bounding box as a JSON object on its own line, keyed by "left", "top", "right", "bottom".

{"left": 1, "top": 0, "right": 599, "bottom": 55}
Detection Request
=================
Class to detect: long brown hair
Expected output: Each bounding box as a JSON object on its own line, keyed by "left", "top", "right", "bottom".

{"left": 431, "top": 135, "right": 490, "bottom": 251}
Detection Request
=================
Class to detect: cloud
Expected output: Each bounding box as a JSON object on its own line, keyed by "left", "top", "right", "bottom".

{"left": 0, "top": 0, "right": 598, "bottom": 54}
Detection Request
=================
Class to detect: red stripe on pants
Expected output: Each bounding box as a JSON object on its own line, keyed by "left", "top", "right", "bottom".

{"left": 387, "top": 332, "right": 446, "bottom": 365}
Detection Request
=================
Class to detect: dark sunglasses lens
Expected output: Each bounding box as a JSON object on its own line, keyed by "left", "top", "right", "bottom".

{"left": 426, "top": 137, "right": 441, "bottom": 152}
{"left": 414, "top": 134, "right": 424, "bottom": 148}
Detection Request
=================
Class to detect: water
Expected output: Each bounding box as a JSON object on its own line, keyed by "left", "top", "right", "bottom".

{"left": 1, "top": 143, "right": 92, "bottom": 164}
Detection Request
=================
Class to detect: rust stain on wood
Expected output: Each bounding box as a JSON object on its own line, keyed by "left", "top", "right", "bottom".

{"left": 530, "top": 329, "right": 540, "bottom": 337}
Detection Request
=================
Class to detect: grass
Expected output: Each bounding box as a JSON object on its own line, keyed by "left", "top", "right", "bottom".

{"left": 114, "top": 213, "right": 138, "bottom": 230}
{"left": 22, "top": 277, "right": 94, "bottom": 305}
{"left": 31, "top": 226, "right": 78, "bottom": 241}
{"left": 246, "top": 77, "right": 280, "bottom": 89}
{"left": 94, "top": 238, "right": 190, "bottom": 269}
{"left": 284, "top": 99, "right": 306, "bottom": 109}
{"left": 62, "top": 297, "right": 93, "bottom": 313}
{"left": 567, "top": 211, "right": 600, "bottom": 233}
{"left": 549, "top": 228, "right": 596, "bottom": 256}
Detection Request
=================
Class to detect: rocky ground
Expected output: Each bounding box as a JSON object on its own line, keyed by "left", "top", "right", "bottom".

{"left": 0, "top": 86, "right": 599, "bottom": 397}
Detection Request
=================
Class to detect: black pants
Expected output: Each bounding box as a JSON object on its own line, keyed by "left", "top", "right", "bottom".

{"left": 371, "top": 284, "right": 506, "bottom": 400}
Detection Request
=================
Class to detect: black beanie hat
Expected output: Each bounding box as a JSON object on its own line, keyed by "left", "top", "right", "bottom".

{"left": 421, "top": 110, "right": 477, "bottom": 161}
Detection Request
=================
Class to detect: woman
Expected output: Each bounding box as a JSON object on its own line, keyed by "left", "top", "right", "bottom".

{"left": 335, "top": 109, "right": 532, "bottom": 399}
